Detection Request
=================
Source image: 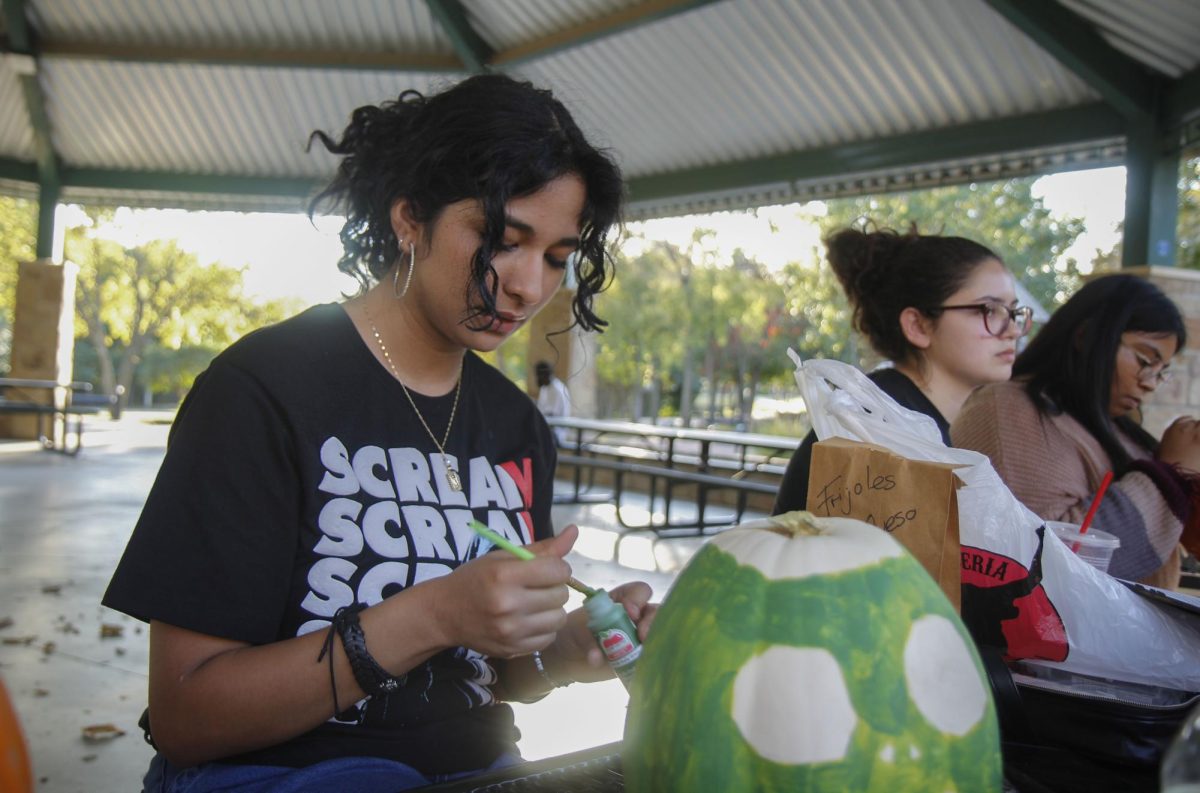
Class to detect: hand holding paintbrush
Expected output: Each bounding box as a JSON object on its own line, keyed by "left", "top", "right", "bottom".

{"left": 470, "top": 520, "right": 596, "bottom": 596}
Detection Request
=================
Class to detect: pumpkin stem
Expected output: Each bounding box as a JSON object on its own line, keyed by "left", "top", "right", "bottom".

{"left": 767, "top": 511, "right": 826, "bottom": 537}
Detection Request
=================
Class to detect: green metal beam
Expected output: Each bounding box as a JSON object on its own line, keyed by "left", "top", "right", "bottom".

{"left": 424, "top": 0, "right": 492, "bottom": 73}
{"left": 3, "top": 0, "right": 63, "bottom": 258}
{"left": 35, "top": 179, "right": 58, "bottom": 258}
{"left": 0, "top": 163, "right": 322, "bottom": 199}
{"left": 495, "top": 0, "right": 725, "bottom": 67}
{"left": 983, "top": 0, "right": 1158, "bottom": 120}
{"left": 1122, "top": 118, "right": 1178, "bottom": 267}
{"left": 1166, "top": 66, "right": 1200, "bottom": 127}
{"left": 30, "top": 40, "right": 462, "bottom": 73}
{"left": 0, "top": 157, "right": 38, "bottom": 182}
{"left": 19, "top": 72, "right": 55, "bottom": 181}
{"left": 1, "top": 0, "right": 31, "bottom": 52}
{"left": 61, "top": 168, "right": 323, "bottom": 199}
{"left": 627, "top": 103, "right": 1125, "bottom": 205}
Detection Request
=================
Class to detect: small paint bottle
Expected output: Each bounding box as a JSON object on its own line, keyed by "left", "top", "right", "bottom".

{"left": 584, "top": 589, "right": 642, "bottom": 690}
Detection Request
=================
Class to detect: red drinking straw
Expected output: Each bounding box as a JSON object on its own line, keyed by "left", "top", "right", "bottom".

{"left": 1079, "top": 471, "right": 1113, "bottom": 535}
{"left": 1071, "top": 471, "right": 1113, "bottom": 553}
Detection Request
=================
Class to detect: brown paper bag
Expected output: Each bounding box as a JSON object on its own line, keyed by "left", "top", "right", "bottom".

{"left": 806, "top": 437, "right": 963, "bottom": 611}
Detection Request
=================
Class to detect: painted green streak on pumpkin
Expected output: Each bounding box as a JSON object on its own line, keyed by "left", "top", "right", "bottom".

{"left": 625, "top": 543, "right": 1002, "bottom": 792}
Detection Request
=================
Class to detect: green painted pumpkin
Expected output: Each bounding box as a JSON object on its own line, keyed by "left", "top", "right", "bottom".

{"left": 624, "top": 511, "right": 1002, "bottom": 792}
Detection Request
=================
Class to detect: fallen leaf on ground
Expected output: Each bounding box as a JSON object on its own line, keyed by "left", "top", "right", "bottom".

{"left": 33, "top": 688, "right": 49, "bottom": 697}
{"left": 99, "top": 624, "right": 123, "bottom": 638}
{"left": 0, "top": 617, "right": 12, "bottom": 630}
{"left": 41, "top": 641, "right": 56, "bottom": 655}
{"left": 82, "top": 724, "right": 125, "bottom": 742}
{"left": 1, "top": 636, "right": 35, "bottom": 646}
{"left": 41, "top": 584, "right": 62, "bottom": 595}
{"left": 81, "top": 754, "right": 97, "bottom": 762}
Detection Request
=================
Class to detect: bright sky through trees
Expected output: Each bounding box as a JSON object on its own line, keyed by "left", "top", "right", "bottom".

{"left": 60, "top": 167, "right": 1126, "bottom": 306}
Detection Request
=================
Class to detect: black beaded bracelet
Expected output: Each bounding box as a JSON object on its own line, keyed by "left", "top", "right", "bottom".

{"left": 318, "top": 604, "right": 400, "bottom": 706}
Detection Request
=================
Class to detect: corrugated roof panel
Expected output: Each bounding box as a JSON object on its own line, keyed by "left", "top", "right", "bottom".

{"left": 42, "top": 60, "right": 459, "bottom": 176}
{"left": 2, "top": 0, "right": 1198, "bottom": 219}
{"left": 1061, "top": 0, "right": 1200, "bottom": 78}
{"left": 28, "top": 0, "right": 447, "bottom": 54}
{"left": 463, "top": 0, "right": 644, "bottom": 52}
{"left": 0, "top": 64, "right": 35, "bottom": 160}
{"left": 525, "top": 0, "right": 1098, "bottom": 178}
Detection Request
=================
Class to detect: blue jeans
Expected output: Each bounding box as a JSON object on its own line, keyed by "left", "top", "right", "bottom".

{"left": 142, "top": 751, "right": 522, "bottom": 793}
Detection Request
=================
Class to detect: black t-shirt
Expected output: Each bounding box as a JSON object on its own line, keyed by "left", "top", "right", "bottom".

{"left": 103, "top": 304, "right": 557, "bottom": 774}
{"left": 772, "top": 367, "right": 950, "bottom": 515}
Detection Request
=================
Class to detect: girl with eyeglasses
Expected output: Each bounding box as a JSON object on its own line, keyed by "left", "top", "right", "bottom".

{"left": 953, "top": 274, "right": 1200, "bottom": 588}
{"left": 774, "top": 223, "right": 1027, "bottom": 514}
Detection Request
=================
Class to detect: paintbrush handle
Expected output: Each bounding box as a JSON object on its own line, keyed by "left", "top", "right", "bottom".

{"left": 567, "top": 577, "right": 597, "bottom": 597}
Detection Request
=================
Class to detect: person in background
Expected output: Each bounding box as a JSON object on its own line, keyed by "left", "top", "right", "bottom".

{"left": 534, "top": 360, "right": 571, "bottom": 445}
{"left": 103, "top": 74, "right": 656, "bottom": 793}
{"left": 953, "top": 274, "right": 1200, "bottom": 588}
{"left": 773, "top": 223, "right": 1028, "bottom": 514}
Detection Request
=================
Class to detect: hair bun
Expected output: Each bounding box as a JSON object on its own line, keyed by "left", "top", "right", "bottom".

{"left": 822, "top": 221, "right": 995, "bottom": 363}
{"left": 826, "top": 225, "right": 911, "bottom": 306}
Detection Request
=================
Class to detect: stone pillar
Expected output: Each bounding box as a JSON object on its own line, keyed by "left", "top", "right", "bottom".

{"left": 526, "top": 287, "right": 597, "bottom": 418}
{"left": 1121, "top": 266, "right": 1200, "bottom": 437}
{"left": 0, "top": 259, "right": 77, "bottom": 440}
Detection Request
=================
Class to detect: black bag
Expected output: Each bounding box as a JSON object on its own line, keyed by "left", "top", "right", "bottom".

{"left": 982, "top": 648, "right": 1199, "bottom": 793}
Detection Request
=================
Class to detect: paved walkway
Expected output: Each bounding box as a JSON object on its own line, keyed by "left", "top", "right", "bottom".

{"left": 0, "top": 411, "right": 722, "bottom": 792}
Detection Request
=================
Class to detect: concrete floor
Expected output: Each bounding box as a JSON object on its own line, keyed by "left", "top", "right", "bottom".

{"left": 0, "top": 411, "right": 717, "bottom": 793}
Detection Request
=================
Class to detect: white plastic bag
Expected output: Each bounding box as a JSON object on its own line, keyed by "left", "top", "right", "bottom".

{"left": 792, "top": 351, "right": 1200, "bottom": 690}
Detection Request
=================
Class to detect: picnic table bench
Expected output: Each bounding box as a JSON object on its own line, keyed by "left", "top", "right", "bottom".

{"left": 548, "top": 417, "right": 798, "bottom": 538}
{"left": 0, "top": 378, "right": 114, "bottom": 455}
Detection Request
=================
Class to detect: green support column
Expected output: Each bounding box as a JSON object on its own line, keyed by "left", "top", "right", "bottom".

{"left": 35, "top": 179, "right": 60, "bottom": 259}
{"left": 1122, "top": 119, "right": 1179, "bottom": 267}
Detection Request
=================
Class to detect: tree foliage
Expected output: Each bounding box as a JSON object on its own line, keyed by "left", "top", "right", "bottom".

{"left": 0, "top": 196, "right": 37, "bottom": 372}
{"left": 1180, "top": 154, "right": 1200, "bottom": 270}
{"left": 594, "top": 237, "right": 692, "bottom": 418}
{"left": 596, "top": 234, "right": 794, "bottom": 424}
{"left": 596, "top": 178, "right": 1089, "bottom": 423}
{"left": 66, "top": 210, "right": 297, "bottom": 404}
{"left": 778, "top": 251, "right": 855, "bottom": 365}
{"left": 820, "top": 177, "right": 1087, "bottom": 313}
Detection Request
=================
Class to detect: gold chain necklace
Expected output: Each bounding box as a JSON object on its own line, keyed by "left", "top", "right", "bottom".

{"left": 364, "top": 309, "right": 464, "bottom": 492}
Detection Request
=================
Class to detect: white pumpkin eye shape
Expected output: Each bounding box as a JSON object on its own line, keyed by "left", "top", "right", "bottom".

{"left": 903, "top": 615, "right": 988, "bottom": 736}
{"left": 731, "top": 646, "right": 858, "bottom": 765}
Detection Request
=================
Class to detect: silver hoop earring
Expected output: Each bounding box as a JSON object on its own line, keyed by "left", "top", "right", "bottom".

{"left": 393, "top": 241, "right": 416, "bottom": 299}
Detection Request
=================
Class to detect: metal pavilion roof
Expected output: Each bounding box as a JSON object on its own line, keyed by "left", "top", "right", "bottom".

{"left": 0, "top": 0, "right": 1198, "bottom": 221}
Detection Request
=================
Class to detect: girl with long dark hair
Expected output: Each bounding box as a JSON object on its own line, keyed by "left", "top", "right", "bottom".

{"left": 953, "top": 274, "right": 1200, "bottom": 587}
{"left": 104, "top": 74, "right": 655, "bottom": 792}
{"left": 774, "top": 223, "right": 1029, "bottom": 513}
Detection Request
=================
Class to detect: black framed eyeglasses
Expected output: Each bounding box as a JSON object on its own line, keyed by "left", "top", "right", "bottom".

{"left": 932, "top": 302, "right": 1034, "bottom": 338}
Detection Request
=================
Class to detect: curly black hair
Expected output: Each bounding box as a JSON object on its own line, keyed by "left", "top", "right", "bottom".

{"left": 308, "top": 74, "right": 624, "bottom": 332}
